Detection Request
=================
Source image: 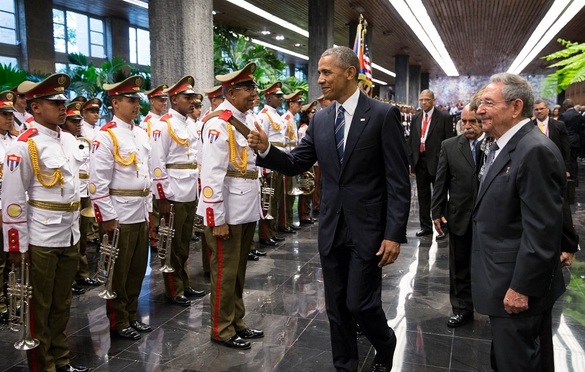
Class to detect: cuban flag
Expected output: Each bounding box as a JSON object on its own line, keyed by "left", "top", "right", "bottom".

{"left": 6, "top": 154, "right": 21, "bottom": 172}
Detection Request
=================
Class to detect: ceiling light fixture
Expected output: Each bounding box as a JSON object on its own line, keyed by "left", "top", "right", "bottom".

{"left": 122, "top": 0, "right": 148, "bottom": 9}
{"left": 261, "top": 30, "right": 271, "bottom": 35}
{"left": 251, "top": 38, "right": 309, "bottom": 60}
{"left": 372, "top": 78, "right": 388, "bottom": 86}
{"left": 371, "top": 62, "right": 396, "bottom": 78}
{"left": 507, "top": 0, "right": 585, "bottom": 74}
{"left": 227, "top": 0, "right": 309, "bottom": 38}
{"left": 275, "top": 35, "right": 285, "bottom": 41}
{"left": 388, "top": 0, "right": 458, "bottom": 76}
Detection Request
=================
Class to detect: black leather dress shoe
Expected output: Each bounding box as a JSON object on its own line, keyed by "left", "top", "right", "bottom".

{"left": 115, "top": 326, "right": 141, "bottom": 340}
{"left": 300, "top": 218, "right": 315, "bottom": 224}
{"left": 130, "top": 320, "right": 152, "bottom": 332}
{"left": 185, "top": 287, "right": 206, "bottom": 297}
{"left": 447, "top": 313, "right": 473, "bottom": 328}
{"left": 0, "top": 310, "right": 9, "bottom": 323}
{"left": 248, "top": 252, "right": 259, "bottom": 261}
{"left": 272, "top": 235, "right": 285, "bottom": 242}
{"left": 259, "top": 238, "right": 278, "bottom": 246}
{"left": 371, "top": 332, "right": 397, "bottom": 371}
{"left": 211, "top": 335, "right": 251, "bottom": 350}
{"left": 56, "top": 364, "right": 89, "bottom": 372}
{"left": 278, "top": 226, "right": 296, "bottom": 234}
{"left": 290, "top": 224, "right": 301, "bottom": 231}
{"left": 436, "top": 232, "right": 447, "bottom": 241}
{"left": 168, "top": 295, "right": 191, "bottom": 307}
{"left": 203, "top": 271, "right": 211, "bottom": 279}
{"left": 236, "top": 328, "right": 264, "bottom": 339}
{"left": 76, "top": 277, "right": 100, "bottom": 286}
{"left": 415, "top": 228, "right": 433, "bottom": 237}
{"left": 251, "top": 249, "right": 266, "bottom": 256}
{"left": 71, "top": 283, "right": 87, "bottom": 295}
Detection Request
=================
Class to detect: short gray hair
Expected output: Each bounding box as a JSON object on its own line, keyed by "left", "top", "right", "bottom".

{"left": 321, "top": 46, "right": 360, "bottom": 81}
{"left": 489, "top": 73, "right": 534, "bottom": 118}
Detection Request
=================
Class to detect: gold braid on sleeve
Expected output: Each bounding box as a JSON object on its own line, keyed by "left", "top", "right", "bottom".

{"left": 28, "top": 138, "right": 64, "bottom": 189}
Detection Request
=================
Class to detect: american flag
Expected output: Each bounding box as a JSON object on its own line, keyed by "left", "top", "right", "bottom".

{"left": 353, "top": 15, "right": 373, "bottom": 96}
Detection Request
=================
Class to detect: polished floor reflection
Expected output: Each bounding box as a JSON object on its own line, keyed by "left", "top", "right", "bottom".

{"left": 2, "top": 171, "right": 585, "bottom": 371}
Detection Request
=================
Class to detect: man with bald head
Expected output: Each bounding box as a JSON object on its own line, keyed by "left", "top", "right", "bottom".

{"left": 432, "top": 104, "right": 483, "bottom": 328}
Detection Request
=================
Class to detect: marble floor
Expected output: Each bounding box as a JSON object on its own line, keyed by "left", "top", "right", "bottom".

{"left": 2, "top": 169, "right": 585, "bottom": 372}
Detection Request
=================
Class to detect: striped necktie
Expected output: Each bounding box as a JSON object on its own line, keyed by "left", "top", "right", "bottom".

{"left": 335, "top": 106, "right": 345, "bottom": 163}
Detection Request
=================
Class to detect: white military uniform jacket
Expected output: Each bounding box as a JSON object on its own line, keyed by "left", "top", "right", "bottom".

{"left": 0, "top": 132, "right": 17, "bottom": 211}
{"left": 150, "top": 108, "right": 198, "bottom": 202}
{"left": 81, "top": 120, "right": 99, "bottom": 140}
{"left": 257, "top": 105, "right": 286, "bottom": 149}
{"left": 89, "top": 116, "right": 152, "bottom": 224}
{"left": 196, "top": 100, "right": 261, "bottom": 226}
{"left": 139, "top": 111, "right": 161, "bottom": 138}
{"left": 2, "top": 124, "right": 83, "bottom": 251}
{"left": 281, "top": 110, "right": 298, "bottom": 152}
{"left": 13, "top": 110, "right": 33, "bottom": 134}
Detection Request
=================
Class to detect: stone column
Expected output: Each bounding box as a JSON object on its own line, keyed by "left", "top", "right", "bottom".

{"left": 408, "top": 64, "right": 421, "bottom": 107}
{"left": 19, "top": 0, "right": 55, "bottom": 73}
{"left": 149, "top": 0, "right": 214, "bottom": 107}
{"left": 308, "top": 0, "right": 334, "bottom": 101}
{"left": 394, "top": 55, "right": 409, "bottom": 104}
{"left": 421, "top": 72, "right": 430, "bottom": 91}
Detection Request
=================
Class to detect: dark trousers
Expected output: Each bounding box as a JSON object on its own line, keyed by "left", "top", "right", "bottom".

{"left": 448, "top": 226, "right": 473, "bottom": 315}
{"left": 320, "top": 217, "right": 395, "bottom": 371}
{"left": 415, "top": 157, "right": 435, "bottom": 230}
{"left": 490, "top": 308, "right": 554, "bottom": 372}
{"left": 162, "top": 200, "right": 196, "bottom": 298}
{"left": 570, "top": 147, "right": 579, "bottom": 187}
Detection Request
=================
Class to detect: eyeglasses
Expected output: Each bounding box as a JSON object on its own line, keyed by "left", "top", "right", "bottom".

{"left": 233, "top": 84, "right": 258, "bottom": 92}
{"left": 475, "top": 99, "right": 514, "bottom": 108}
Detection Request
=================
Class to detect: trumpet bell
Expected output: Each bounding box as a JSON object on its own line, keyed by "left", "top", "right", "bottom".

{"left": 80, "top": 206, "right": 95, "bottom": 218}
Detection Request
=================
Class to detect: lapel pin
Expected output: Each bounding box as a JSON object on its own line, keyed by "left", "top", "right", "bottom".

{"left": 505, "top": 166, "right": 510, "bottom": 174}
{"left": 360, "top": 118, "right": 365, "bottom": 122}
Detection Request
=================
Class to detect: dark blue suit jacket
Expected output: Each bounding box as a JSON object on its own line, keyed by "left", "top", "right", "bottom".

{"left": 257, "top": 92, "right": 411, "bottom": 259}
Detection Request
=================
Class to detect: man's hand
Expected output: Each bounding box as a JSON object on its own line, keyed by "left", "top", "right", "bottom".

{"left": 503, "top": 288, "right": 529, "bottom": 314}
{"left": 376, "top": 240, "right": 400, "bottom": 267}
{"left": 9, "top": 251, "right": 28, "bottom": 266}
{"left": 213, "top": 224, "right": 230, "bottom": 240}
{"left": 560, "top": 252, "right": 575, "bottom": 267}
{"left": 433, "top": 216, "right": 447, "bottom": 237}
{"left": 158, "top": 199, "right": 171, "bottom": 217}
{"left": 101, "top": 219, "right": 118, "bottom": 235}
{"left": 248, "top": 122, "right": 269, "bottom": 153}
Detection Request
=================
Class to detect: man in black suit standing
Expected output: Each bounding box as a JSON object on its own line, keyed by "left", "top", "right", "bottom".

{"left": 473, "top": 73, "right": 566, "bottom": 371}
{"left": 431, "top": 104, "right": 483, "bottom": 328}
{"left": 248, "top": 46, "right": 411, "bottom": 372}
{"left": 559, "top": 98, "right": 585, "bottom": 188}
{"left": 407, "top": 90, "right": 454, "bottom": 238}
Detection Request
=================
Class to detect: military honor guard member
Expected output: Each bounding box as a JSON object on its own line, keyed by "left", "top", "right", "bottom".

{"left": 280, "top": 91, "right": 303, "bottom": 231}
{"left": 256, "top": 82, "right": 288, "bottom": 246}
{"left": 3, "top": 74, "right": 89, "bottom": 372}
{"left": 140, "top": 84, "right": 168, "bottom": 138}
{"left": 297, "top": 100, "right": 318, "bottom": 224}
{"left": 80, "top": 98, "right": 102, "bottom": 140}
{"left": 62, "top": 102, "right": 100, "bottom": 294}
{"left": 201, "top": 85, "right": 224, "bottom": 119}
{"left": 0, "top": 90, "right": 16, "bottom": 323}
{"left": 11, "top": 86, "right": 33, "bottom": 135}
{"left": 150, "top": 76, "right": 205, "bottom": 306}
{"left": 197, "top": 62, "right": 264, "bottom": 350}
{"left": 89, "top": 76, "right": 153, "bottom": 340}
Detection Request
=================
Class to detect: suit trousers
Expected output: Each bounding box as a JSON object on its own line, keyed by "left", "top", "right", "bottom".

{"left": 415, "top": 156, "right": 435, "bottom": 230}
{"left": 259, "top": 172, "right": 283, "bottom": 239}
{"left": 28, "top": 243, "right": 79, "bottom": 372}
{"left": 321, "top": 216, "right": 395, "bottom": 371}
{"left": 106, "top": 221, "right": 148, "bottom": 331}
{"left": 205, "top": 221, "right": 256, "bottom": 341}
{"left": 490, "top": 308, "right": 554, "bottom": 372}
{"left": 448, "top": 226, "right": 474, "bottom": 315}
{"left": 162, "top": 200, "right": 196, "bottom": 298}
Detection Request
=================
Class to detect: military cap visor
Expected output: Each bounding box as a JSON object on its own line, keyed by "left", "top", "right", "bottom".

{"left": 18, "top": 73, "right": 71, "bottom": 101}
{"left": 66, "top": 102, "right": 83, "bottom": 119}
{"left": 165, "top": 76, "right": 196, "bottom": 96}
{"left": 0, "top": 91, "right": 16, "bottom": 112}
{"left": 217, "top": 62, "right": 256, "bottom": 87}
{"left": 145, "top": 84, "right": 169, "bottom": 99}
{"left": 103, "top": 76, "right": 144, "bottom": 97}
{"left": 83, "top": 98, "right": 102, "bottom": 110}
{"left": 203, "top": 85, "right": 223, "bottom": 99}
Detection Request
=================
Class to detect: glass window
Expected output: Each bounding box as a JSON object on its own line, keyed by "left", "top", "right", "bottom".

{"left": 129, "top": 26, "right": 150, "bottom": 66}
{"left": 53, "top": 8, "right": 105, "bottom": 58}
{"left": 0, "top": 56, "right": 18, "bottom": 67}
{"left": 0, "top": 0, "right": 17, "bottom": 46}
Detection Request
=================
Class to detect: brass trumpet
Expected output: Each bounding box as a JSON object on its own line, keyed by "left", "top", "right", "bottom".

{"left": 158, "top": 204, "right": 175, "bottom": 273}
{"left": 97, "top": 226, "right": 120, "bottom": 299}
{"left": 7, "top": 253, "right": 40, "bottom": 350}
{"left": 260, "top": 173, "right": 275, "bottom": 220}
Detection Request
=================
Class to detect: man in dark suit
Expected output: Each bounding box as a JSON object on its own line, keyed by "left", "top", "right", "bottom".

{"left": 431, "top": 104, "right": 483, "bottom": 328}
{"left": 407, "top": 89, "right": 454, "bottom": 238}
{"left": 248, "top": 46, "right": 411, "bottom": 372}
{"left": 473, "top": 73, "right": 566, "bottom": 371}
{"left": 559, "top": 98, "right": 585, "bottom": 188}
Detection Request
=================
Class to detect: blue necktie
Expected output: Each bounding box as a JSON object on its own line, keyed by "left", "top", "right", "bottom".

{"left": 335, "top": 106, "right": 345, "bottom": 163}
{"left": 471, "top": 139, "right": 477, "bottom": 165}
{"left": 481, "top": 143, "right": 499, "bottom": 183}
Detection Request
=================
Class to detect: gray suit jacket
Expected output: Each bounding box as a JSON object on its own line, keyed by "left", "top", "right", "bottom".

{"left": 471, "top": 122, "right": 566, "bottom": 317}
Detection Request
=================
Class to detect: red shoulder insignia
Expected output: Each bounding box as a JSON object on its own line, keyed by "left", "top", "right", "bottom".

{"left": 219, "top": 110, "right": 233, "bottom": 122}
{"left": 17, "top": 128, "right": 38, "bottom": 142}
{"left": 260, "top": 108, "right": 268, "bottom": 114}
{"left": 25, "top": 116, "right": 34, "bottom": 123}
{"left": 144, "top": 114, "right": 152, "bottom": 122}
{"left": 161, "top": 113, "right": 172, "bottom": 121}
{"left": 100, "top": 121, "right": 116, "bottom": 131}
{"left": 284, "top": 114, "right": 291, "bottom": 120}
